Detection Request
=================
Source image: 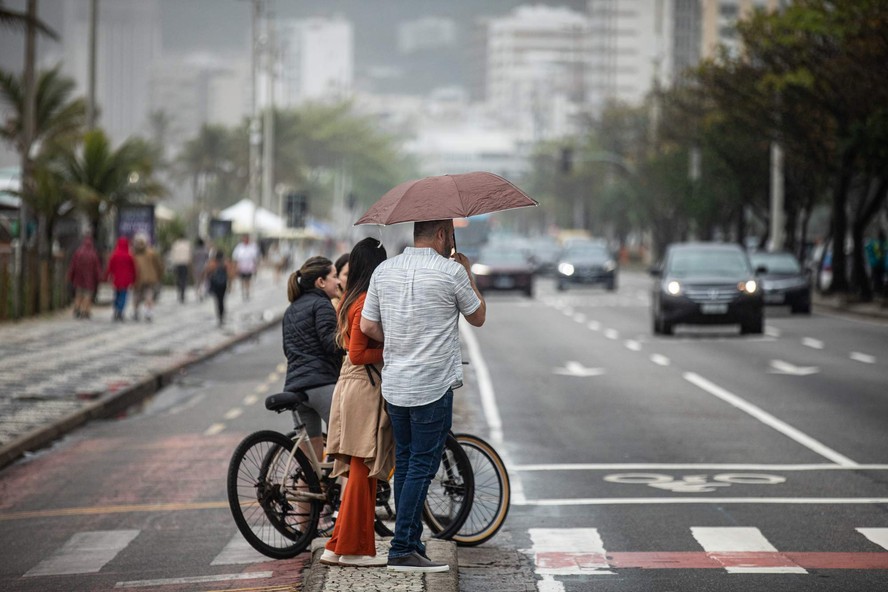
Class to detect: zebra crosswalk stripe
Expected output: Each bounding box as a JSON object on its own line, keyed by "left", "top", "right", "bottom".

{"left": 211, "top": 532, "right": 272, "bottom": 565}
{"left": 25, "top": 530, "right": 140, "bottom": 577}
{"left": 857, "top": 528, "right": 888, "bottom": 550}
{"left": 691, "top": 527, "right": 807, "bottom": 574}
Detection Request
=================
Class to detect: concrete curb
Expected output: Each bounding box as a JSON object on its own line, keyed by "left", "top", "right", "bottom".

{"left": 0, "top": 313, "right": 283, "bottom": 470}
{"left": 303, "top": 538, "right": 459, "bottom": 592}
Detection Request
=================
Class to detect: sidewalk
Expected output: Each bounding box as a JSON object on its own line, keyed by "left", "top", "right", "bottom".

{"left": 0, "top": 269, "right": 289, "bottom": 468}
{"left": 812, "top": 291, "right": 888, "bottom": 321}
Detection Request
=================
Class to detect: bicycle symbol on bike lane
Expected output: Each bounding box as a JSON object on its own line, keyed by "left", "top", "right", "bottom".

{"left": 604, "top": 473, "right": 786, "bottom": 493}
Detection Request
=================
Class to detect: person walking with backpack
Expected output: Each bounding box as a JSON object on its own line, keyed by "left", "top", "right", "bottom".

{"left": 320, "top": 238, "right": 393, "bottom": 568}
{"left": 206, "top": 250, "right": 232, "bottom": 326}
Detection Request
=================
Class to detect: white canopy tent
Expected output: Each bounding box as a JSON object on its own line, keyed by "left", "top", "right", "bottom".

{"left": 218, "top": 198, "right": 286, "bottom": 235}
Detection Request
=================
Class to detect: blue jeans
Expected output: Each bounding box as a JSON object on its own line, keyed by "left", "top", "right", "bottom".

{"left": 386, "top": 390, "right": 453, "bottom": 559}
{"left": 113, "top": 289, "right": 128, "bottom": 313}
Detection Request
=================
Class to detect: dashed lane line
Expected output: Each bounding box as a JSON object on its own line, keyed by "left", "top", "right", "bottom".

{"left": 223, "top": 408, "right": 243, "bottom": 420}
{"left": 204, "top": 423, "right": 226, "bottom": 436}
{"left": 802, "top": 337, "right": 824, "bottom": 349}
{"left": 650, "top": 354, "right": 670, "bottom": 366}
{"left": 0, "top": 501, "right": 229, "bottom": 521}
{"left": 850, "top": 352, "right": 876, "bottom": 364}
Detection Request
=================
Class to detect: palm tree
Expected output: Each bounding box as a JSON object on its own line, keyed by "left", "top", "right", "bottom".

{"left": 62, "top": 129, "right": 165, "bottom": 250}
{"left": 0, "top": 1, "right": 57, "bottom": 39}
{"left": 176, "top": 124, "right": 241, "bottom": 213}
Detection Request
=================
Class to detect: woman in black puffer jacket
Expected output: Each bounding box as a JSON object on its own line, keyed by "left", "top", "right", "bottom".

{"left": 283, "top": 255, "right": 345, "bottom": 457}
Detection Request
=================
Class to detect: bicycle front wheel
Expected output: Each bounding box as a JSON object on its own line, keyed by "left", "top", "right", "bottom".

{"left": 227, "top": 430, "right": 321, "bottom": 559}
{"left": 449, "top": 433, "right": 510, "bottom": 546}
{"left": 422, "top": 433, "right": 474, "bottom": 540}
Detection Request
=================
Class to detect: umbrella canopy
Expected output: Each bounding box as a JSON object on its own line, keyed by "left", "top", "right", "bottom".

{"left": 354, "top": 171, "right": 538, "bottom": 226}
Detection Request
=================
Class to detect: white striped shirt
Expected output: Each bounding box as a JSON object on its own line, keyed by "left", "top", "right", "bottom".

{"left": 362, "top": 247, "right": 481, "bottom": 407}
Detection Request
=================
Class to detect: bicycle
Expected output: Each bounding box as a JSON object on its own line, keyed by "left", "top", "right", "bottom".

{"left": 226, "top": 390, "right": 475, "bottom": 559}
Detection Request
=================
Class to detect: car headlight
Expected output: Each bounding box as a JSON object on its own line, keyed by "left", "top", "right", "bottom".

{"left": 739, "top": 279, "right": 758, "bottom": 293}
{"left": 604, "top": 260, "right": 616, "bottom": 272}
{"left": 558, "top": 263, "right": 575, "bottom": 276}
{"left": 471, "top": 264, "right": 491, "bottom": 275}
{"left": 666, "top": 280, "right": 681, "bottom": 295}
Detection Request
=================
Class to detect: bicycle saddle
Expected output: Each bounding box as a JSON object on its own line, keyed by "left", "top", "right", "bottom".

{"left": 265, "top": 391, "right": 308, "bottom": 412}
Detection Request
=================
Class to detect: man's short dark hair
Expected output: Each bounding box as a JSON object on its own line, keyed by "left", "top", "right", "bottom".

{"left": 414, "top": 219, "right": 451, "bottom": 241}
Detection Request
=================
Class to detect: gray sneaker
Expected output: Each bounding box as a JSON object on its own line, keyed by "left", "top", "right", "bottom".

{"left": 386, "top": 552, "right": 449, "bottom": 573}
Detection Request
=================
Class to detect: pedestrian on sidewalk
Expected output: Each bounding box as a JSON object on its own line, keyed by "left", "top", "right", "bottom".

{"left": 192, "top": 238, "right": 210, "bottom": 302}
{"left": 360, "top": 219, "right": 486, "bottom": 573}
{"left": 321, "top": 238, "right": 393, "bottom": 568}
{"left": 132, "top": 234, "right": 164, "bottom": 322}
{"left": 105, "top": 236, "right": 136, "bottom": 322}
{"left": 206, "top": 250, "right": 232, "bottom": 326}
{"left": 170, "top": 236, "right": 193, "bottom": 304}
{"left": 67, "top": 233, "right": 102, "bottom": 319}
{"left": 283, "top": 256, "right": 344, "bottom": 462}
{"left": 232, "top": 234, "right": 260, "bottom": 301}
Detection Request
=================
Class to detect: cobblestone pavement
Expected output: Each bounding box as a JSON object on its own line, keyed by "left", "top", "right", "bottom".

{"left": 0, "top": 270, "right": 289, "bottom": 456}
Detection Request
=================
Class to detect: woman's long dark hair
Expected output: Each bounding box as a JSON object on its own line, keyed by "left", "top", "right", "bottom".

{"left": 288, "top": 256, "right": 333, "bottom": 303}
{"left": 335, "top": 238, "right": 387, "bottom": 348}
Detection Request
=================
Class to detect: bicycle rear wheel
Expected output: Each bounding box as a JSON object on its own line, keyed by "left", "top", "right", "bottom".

{"left": 448, "top": 433, "right": 510, "bottom": 546}
{"left": 227, "top": 430, "right": 321, "bottom": 559}
{"left": 422, "top": 433, "right": 474, "bottom": 540}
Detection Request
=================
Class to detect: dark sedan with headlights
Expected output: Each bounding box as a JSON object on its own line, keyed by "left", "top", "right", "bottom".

{"left": 650, "top": 242, "right": 764, "bottom": 335}
{"left": 748, "top": 251, "right": 812, "bottom": 314}
{"left": 556, "top": 242, "right": 618, "bottom": 291}
{"left": 471, "top": 246, "right": 534, "bottom": 297}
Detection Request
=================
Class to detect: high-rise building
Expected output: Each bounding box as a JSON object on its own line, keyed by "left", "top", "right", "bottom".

{"left": 700, "top": 0, "right": 781, "bottom": 60}
{"left": 586, "top": 0, "right": 668, "bottom": 115}
{"left": 479, "top": 5, "right": 591, "bottom": 141}
{"left": 398, "top": 17, "right": 458, "bottom": 54}
{"left": 277, "top": 17, "right": 353, "bottom": 106}
{"left": 61, "top": 0, "right": 161, "bottom": 144}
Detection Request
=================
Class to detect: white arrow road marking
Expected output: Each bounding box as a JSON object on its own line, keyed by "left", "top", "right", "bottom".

{"left": 850, "top": 352, "right": 876, "bottom": 364}
{"left": 802, "top": 337, "right": 824, "bottom": 349}
{"left": 857, "top": 528, "right": 888, "bottom": 550}
{"left": 769, "top": 360, "right": 820, "bottom": 376}
{"left": 554, "top": 361, "right": 606, "bottom": 377}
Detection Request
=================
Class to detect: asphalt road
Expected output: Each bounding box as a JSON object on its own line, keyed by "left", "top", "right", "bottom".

{"left": 458, "top": 271, "right": 888, "bottom": 592}
{"left": 0, "top": 270, "right": 886, "bottom": 592}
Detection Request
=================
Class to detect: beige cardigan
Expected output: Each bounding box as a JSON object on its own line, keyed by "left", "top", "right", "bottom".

{"left": 325, "top": 357, "right": 395, "bottom": 480}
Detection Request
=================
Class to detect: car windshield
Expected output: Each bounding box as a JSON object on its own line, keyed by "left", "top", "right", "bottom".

{"left": 478, "top": 249, "right": 528, "bottom": 266}
{"left": 750, "top": 253, "right": 802, "bottom": 274}
{"left": 565, "top": 246, "right": 610, "bottom": 260}
{"left": 667, "top": 249, "right": 750, "bottom": 278}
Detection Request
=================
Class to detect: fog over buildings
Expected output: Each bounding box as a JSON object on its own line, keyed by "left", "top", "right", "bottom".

{"left": 1, "top": 0, "right": 777, "bottom": 180}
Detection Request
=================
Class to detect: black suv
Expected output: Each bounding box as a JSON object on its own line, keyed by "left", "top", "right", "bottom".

{"left": 650, "top": 242, "right": 764, "bottom": 335}
{"left": 556, "top": 242, "right": 618, "bottom": 291}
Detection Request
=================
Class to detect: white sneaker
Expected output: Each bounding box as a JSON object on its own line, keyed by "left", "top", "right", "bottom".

{"left": 319, "top": 549, "right": 340, "bottom": 566}
{"left": 339, "top": 555, "right": 387, "bottom": 567}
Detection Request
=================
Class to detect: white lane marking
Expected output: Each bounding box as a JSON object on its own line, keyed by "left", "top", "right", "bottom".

{"left": 211, "top": 533, "right": 270, "bottom": 565}
{"left": 26, "top": 530, "right": 140, "bottom": 576}
{"left": 850, "top": 352, "right": 876, "bottom": 364}
{"left": 684, "top": 372, "right": 858, "bottom": 467}
{"left": 461, "top": 321, "right": 526, "bottom": 504}
{"left": 115, "top": 572, "right": 274, "bottom": 588}
{"left": 802, "top": 337, "right": 824, "bottom": 349}
{"left": 276, "top": 362, "right": 286, "bottom": 373}
{"left": 516, "top": 497, "right": 888, "bottom": 506}
{"left": 650, "top": 354, "right": 670, "bottom": 366}
{"left": 587, "top": 320, "right": 601, "bottom": 331}
{"left": 223, "top": 408, "right": 242, "bottom": 420}
{"left": 691, "top": 527, "right": 806, "bottom": 574}
{"left": 625, "top": 340, "right": 641, "bottom": 351}
{"left": 769, "top": 360, "right": 819, "bottom": 376}
{"left": 765, "top": 326, "right": 781, "bottom": 338}
{"left": 553, "top": 361, "right": 605, "bottom": 377}
{"left": 529, "top": 528, "right": 614, "bottom": 575}
{"left": 204, "top": 423, "right": 226, "bottom": 436}
{"left": 511, "top": 463, "right": 888, "bottom": 472}
{"left": 603, "top": 328, "right": 619, "bottom": 340}
{"left": 254, "top": 383, "right": 270, "bottom": 394}
{"left": 572, "top": 313, "right": 586, "bottom": 323}
{"left": 243, "top": 394, "right": 258, "bottom": 405}
{"left": 857, "top": 528, "right": 888, "bottom": 550}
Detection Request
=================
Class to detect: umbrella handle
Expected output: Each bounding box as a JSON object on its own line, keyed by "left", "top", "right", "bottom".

{"left": 452, "top": 231, "right": 457, "bottom": 256}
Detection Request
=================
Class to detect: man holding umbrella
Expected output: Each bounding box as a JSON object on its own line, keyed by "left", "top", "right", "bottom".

{"left": 361, "top": 218, "right": 485, "bottom": 573}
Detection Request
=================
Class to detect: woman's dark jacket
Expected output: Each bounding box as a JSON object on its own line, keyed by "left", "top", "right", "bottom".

{"left": 283, "top": 288, "right": 344, "bottom": 392}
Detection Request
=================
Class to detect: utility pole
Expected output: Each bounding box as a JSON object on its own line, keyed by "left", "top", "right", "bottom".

{"left": 769, "top": 142, "right": 785, "bottom": 250}
{"left": 14, "top": 0, "right": 38, "bottom": 319}
{"left": 261, "top": 6, "right": 275, "bottom": 217}
{"left": 248, "top": 0, "right": 263, "bottom": 236}
{"left": 87, "top": 0, "right": 99, "bottom": 130}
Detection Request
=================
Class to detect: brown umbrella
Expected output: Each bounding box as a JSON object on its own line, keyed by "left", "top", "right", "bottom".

{"left": 354, "top": 171, "right": 538, "bottom": 226}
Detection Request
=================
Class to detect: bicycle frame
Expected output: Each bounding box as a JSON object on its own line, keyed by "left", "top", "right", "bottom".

{"left": 276, "top": 409, "right": 328, "bottom": 503}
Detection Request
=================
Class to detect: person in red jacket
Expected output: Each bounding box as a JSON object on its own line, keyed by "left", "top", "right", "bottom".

{"left": 67, "top": 234, "right": 102, "bottom": 319}
{"left": 106, "top": 236, "right": 136, "bottom": 322}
